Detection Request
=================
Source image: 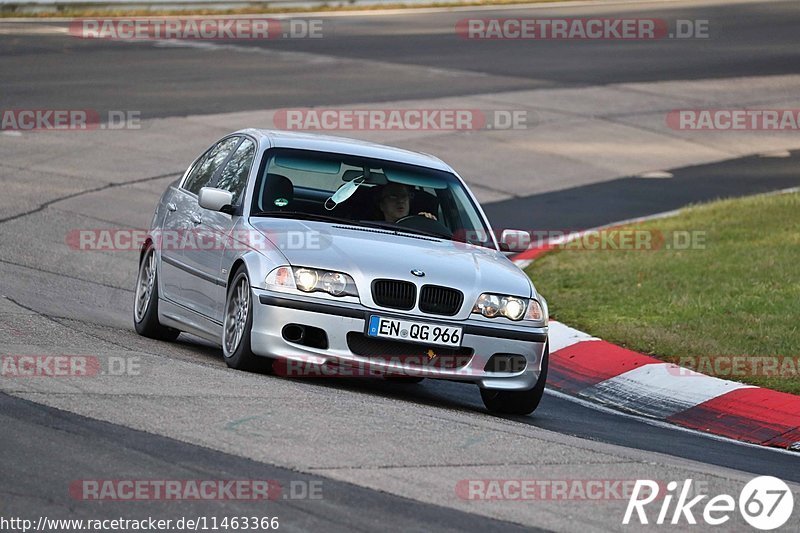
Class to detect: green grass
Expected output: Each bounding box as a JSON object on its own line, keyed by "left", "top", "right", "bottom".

{"left": 527, "top": 191, "right": 800, "bottom": 394}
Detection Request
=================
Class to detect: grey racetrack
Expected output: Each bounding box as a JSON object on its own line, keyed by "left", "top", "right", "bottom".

{"left": 1, "top": 0, "right": 799, "bottom": 530}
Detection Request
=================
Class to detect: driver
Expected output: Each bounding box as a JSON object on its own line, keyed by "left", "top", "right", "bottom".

{"left": 378, "top": 183, "right": 436, "bottom": 223}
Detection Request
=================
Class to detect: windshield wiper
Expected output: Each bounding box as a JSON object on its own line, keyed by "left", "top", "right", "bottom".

{"left": 251, "top": 211, "right": 448, "bottom": 240}
{"left": 363, "top": 221, "right": 448, "bottom": 240}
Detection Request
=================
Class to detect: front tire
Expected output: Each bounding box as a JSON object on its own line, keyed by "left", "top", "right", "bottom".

{"left": 480, "top": 344, "right": 548, "bottom": 415}
{"left": 133, "top": 245, "right": 181, "bottom": 341}
{"left": 222, "top": 266, "right": 272, "bottom": 373}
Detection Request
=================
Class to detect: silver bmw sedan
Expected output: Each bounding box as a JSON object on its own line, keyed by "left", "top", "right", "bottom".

{"left": 134, "top": 129, "right": 549, "bottom": 414}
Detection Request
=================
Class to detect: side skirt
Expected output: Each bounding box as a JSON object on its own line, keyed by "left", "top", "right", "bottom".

{"left": 159, "top": 298, "right": 223, "bottom": 345}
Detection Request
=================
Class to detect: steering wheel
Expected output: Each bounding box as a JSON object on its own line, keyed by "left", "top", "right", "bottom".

{"left": 395, "top": 214, "right": 453, "bottom": 238}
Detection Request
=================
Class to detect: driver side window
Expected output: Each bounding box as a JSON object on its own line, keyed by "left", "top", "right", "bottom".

{"left": 183, "top": 136, "right": 241, "bottom": 195}
{"left": 215, "top": 138, "right": 256, "bottom": 205}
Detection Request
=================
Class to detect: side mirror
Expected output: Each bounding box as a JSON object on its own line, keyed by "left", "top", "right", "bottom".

{"left": 198, "top": 187, "right": 234, "bottom": 213}
{"left": 499, "top": 229, "right": 530, "bottom": 253}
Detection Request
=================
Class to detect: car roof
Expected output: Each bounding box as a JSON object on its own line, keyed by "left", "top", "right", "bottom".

{"left": 236, "top": 129, "right": 454, "bottom": 173}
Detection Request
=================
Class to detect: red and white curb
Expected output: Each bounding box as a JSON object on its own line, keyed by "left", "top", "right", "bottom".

{"left": 514, "top": 189, "right": 800, "bottom": 451}
{"left": 544, "top": 321, "right": 800, "bottom": 450}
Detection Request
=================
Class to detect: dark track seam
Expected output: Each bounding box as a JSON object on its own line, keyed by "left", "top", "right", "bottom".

{"left": 0, "top": 257, "right": 133, "bottom": 292}
{"left": 308, "top": 460, "right": 637, "bottom": 470}
{"left": 0, "top": 170, "right": 182, "bottom": 225}
{"left": 2, "top": 295, "right": 179, "bottom": 360}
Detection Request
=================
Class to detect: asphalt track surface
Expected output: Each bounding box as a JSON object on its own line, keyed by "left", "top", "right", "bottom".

{"left": 1, "top": 0, "right": 800, "bottom": 118}
{"left": 2, "top": 0, "right": 800, "bottom": 530}
{"left": 483, "top": 149, "right": 800, "bottom": 230}
{"left": 1, "top": 393, "right": 535, "bottom": 532}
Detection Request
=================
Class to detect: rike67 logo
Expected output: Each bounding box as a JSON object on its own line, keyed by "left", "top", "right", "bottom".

{"left": 623, "top": 476, "right": 794, "bottom": 530}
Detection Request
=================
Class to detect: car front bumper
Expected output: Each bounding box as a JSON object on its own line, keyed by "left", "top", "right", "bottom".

{"left": 250, "top": 289, "right": 548, "bottom": 390}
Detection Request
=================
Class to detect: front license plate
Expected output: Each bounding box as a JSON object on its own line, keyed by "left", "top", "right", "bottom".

{"left": 367, "top": 316, "right": 463, "bottom": 348}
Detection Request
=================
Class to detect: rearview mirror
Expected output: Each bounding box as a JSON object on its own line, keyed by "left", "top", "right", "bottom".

{"left": 274, "top": 154, "right": 341, "bottom": 174}
{"left": 499, "top": 229, "right": 530, "bottom": 253}
{"left": 198, "top": 187, "right": 234, "bottom": 213}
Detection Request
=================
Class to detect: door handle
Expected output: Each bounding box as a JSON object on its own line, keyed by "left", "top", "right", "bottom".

{"left": 190, "top": 213, "right": 202, "bottom": 225}
{"left": 167, "top": 202, "right": 177, "bottom": 212}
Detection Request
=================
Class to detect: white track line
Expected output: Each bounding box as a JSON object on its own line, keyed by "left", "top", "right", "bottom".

{"left": 580, "top": 363, "right": 753, "bottom": 419}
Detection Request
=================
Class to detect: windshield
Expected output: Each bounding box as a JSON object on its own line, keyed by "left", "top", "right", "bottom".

{"left": 250, "top": 148, "right": 495, "bottom": 248}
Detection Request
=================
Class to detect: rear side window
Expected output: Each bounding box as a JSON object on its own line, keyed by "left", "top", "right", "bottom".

{"left": 183, "top": 136, "right": 241, "bottom": 195}
{"left": 215, "top": 138, "right": 256, "bottom": 205}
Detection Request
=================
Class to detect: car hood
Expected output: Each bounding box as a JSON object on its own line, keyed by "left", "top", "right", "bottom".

{"left": 250, "top": 218, "right": 535, "bottom": 317}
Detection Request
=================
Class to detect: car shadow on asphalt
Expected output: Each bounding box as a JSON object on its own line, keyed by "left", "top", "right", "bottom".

{"left": 263, "top": 370, "right": 555, "bottom": 425}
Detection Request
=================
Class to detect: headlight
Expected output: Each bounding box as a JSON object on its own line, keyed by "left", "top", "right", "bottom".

{"left": 472, "top": 293, "right": 545, "bottom": 322}
{"left": 320, "top": 271, "right": 349, "bottom": 296}
{"left": 265, "top": 266, "right": 358, "bottom": 297}
{"left": 295, "top": 268, "right": 319, "bottom": 292}
{"left": 474, "top": 293, "right": 502, "bottom": 317}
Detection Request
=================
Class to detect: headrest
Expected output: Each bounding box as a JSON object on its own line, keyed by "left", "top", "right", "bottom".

{"left": 411, "top": 189, "right": 439, "bottom": 214}
{"left": 262, "top": 173, "right": 293, "bottom": 209}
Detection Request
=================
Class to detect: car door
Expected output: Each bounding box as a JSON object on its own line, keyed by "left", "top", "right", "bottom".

{"left": 158, "top": 153, "right": 209, "bottom": 304}
{"left": 166, "top": 136, "right": 241, "bottom": 314}
{"left": 182, "top": 136, "right": 257, "bottom": 322}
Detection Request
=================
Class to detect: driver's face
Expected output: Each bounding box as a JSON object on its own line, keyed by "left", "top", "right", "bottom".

{"left": 379, "top": 185, "right": 410, "bottom": 223}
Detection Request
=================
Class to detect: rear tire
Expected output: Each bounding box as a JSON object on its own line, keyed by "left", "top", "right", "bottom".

{"left": 133, "top": 244, "right": 181, "bottom": 341}
{"left": 480, "top": 344, "right": 548, "bottom": 415}
{"left": 222, "top": 266, "right": 272, "bottom": 373}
